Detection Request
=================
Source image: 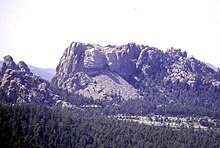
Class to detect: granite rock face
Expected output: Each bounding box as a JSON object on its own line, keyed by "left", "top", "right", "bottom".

{"left": 0, "top": 55, "right": 78, "bottom": 110}
{"left": 52, "top": 42, "right": 143, "bottom": 100}
{"left": 163, "top": 49, "right": 215, "bottom": 86}
{"left": 17, "top": 61, "right": 33, "bottom": 75}
{"left": 52, "top": 42, "right": 219, "bottom": 100}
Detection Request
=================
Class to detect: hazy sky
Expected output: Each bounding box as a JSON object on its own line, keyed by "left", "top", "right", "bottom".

{"left": 0, "top": 0, "right": 220, "bottom": 68}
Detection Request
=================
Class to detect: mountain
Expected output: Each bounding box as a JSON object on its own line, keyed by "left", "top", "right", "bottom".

{"left": 0, "top": 55, "right": 78, "bottom": 110}
{"left": 1, "top": 44, "right": 220, "bottom": 147}
{"left": 52, "top": 42, "right": 220, "bottom": 118}
{"left": 51, "top": 42, "right": 140, "bottom": 100}
{"left": 52, "top": 42, "right": 219, "bottom": 99}
{"left": 1, "top": 42, "right": 220, "bottom": 118}
{"left": 28, "top": 65, "right": 55, "bottom": 80}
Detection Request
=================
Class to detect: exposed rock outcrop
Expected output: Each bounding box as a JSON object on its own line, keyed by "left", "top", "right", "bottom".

{"left": 52, "top": 42, "right": 142, "bottom": 100}
{"left": 17, "top": 61, "right": 33, "bottom": 75}
{"left": 0, "top": 55, "right": 78, "bottom": 110}
{"left": 52, "top": 42, "right": 219, "bottom": 100}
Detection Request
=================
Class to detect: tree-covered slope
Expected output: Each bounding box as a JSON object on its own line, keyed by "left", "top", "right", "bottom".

{"left": 0, "top": 103, "right": 220, "bottom": 148}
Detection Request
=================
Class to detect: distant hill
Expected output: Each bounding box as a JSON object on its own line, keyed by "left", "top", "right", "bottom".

{"left": 0, "top": 60, "right": 55, "bottom": 80}
{"left": 28, "top": 65, "right": 55, "bottom": 81}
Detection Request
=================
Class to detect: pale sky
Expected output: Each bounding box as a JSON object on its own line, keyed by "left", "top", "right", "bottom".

{"left": 0, "top": 0, "right": 220, "bottom": 68}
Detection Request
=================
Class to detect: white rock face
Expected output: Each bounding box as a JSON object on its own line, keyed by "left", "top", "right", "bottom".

{"left": 52, "top": 42, "right": 142, "bottom": 100}
{"left": 106, "top": 51, "right": 120, "bottom": 72}
{"left": 83, "top": 48, "right": 108, "bottom": 69}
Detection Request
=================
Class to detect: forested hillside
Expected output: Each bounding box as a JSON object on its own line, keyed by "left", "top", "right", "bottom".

{"left": 0, "top": 103, "right": 220, "bottom": 148}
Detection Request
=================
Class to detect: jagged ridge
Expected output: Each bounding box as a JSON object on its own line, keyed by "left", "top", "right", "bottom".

{"left": 0, "top": 55, "right": 78, "bottom": 110}
{"left": 52, "top": 42, "right": 219, "bottom": 100}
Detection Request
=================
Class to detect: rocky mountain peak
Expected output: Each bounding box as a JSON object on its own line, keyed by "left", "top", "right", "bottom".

{"left": 52, "top": 42, "right": 143, "bottom": 100}
{"left": 52, "top": 42, "right": 219, "bottom": 100}
{"left": 17, "top": 61, "right": 33, "bottom": 75}
{"left": 0, "top": 55, "right": 78, "bottom": 110}
{"left": 0, "top": 55, "right": 18, "bottom": 74}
